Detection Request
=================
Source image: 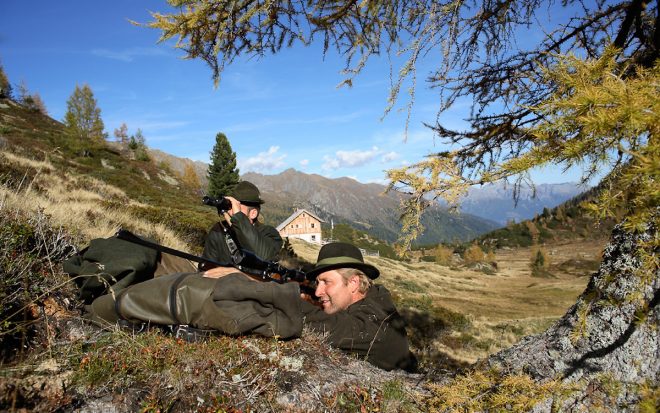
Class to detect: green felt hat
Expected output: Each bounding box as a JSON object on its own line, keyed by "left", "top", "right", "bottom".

{"left": 306, "top": 242, "right": 379, "bottom": 280}
{"left": 229, "top": 181, "right": 264, "bottom": 205}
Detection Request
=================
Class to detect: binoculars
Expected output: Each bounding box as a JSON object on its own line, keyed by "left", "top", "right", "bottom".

{"left": 202, "top": 195, "right": 231, "bottom": 212}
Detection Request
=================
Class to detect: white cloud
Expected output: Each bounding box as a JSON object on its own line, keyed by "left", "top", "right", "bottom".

{"left": 238, "top": 146, "right": 287, "bottom": 173}
{"left": 381, "top": 151, "right": 398, "bottom": 162}
{"left": 322, "top": 146, "right": 380, "bottom": 170}
{"left": 322, "top": 155, "right": 340, "bottom": 171}
{"left": 300, "top": 159, "right": 309, "bottom": 168}
{"left": 91, "top": 47, "right": 170, "bottom": 62}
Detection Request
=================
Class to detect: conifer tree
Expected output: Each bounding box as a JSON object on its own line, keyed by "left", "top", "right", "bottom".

{"left": 26, "top": 93, "right": 48, "bottom": 115}
{"left": 145, "top": 1, "right": 657, "bottom": 237}
{"left": 0, "top": 62, "right": 12, "bottom": 99}
{"left": 207, "top": 132, "right": 239, "bottom": 198}
{"left": 15, "top": 81, "right": 48, "bottom": 114}
{"left": 131, "top": 128, "right": 150, "bottom": 161}
{"left": 114, "top": 123, "right": 129, "bottom": 144}
{"left": 181, "top": 160, "right": 201, "bottom": 191}
{"left": 16, "top": 80, "right": 30, "bottom": 105}
{"left": 63, "top": 84, "right": 105, "bottom": 141}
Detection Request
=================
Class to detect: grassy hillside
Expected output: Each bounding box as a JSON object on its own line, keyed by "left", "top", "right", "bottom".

{"left": 0, "top": 99, "right": 218, "bottom": 249}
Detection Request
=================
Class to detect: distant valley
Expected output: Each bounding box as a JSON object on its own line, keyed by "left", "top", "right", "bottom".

{"left": 454, "top": 181, "right": 586, "bottom": 225}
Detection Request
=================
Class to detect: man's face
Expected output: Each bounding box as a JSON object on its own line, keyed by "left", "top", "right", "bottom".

{"left": 314, "top": 269, "right": 357, "bottom": 314}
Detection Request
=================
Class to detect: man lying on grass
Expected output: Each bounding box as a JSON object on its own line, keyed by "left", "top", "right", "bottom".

{"left": 86, "top": 242, "right": 417, "bottom": 372}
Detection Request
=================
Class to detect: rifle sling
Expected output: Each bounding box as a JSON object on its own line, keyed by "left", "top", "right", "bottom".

{"left": 115, "top": 229, "right": 228, "bottom": 267}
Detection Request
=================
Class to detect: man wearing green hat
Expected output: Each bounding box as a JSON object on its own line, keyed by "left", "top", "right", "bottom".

{"left": 301, "top": 242, "right": 417, "bottom": 372}
{"left": 200, "top": 180, "right": 283, "bottom": 272}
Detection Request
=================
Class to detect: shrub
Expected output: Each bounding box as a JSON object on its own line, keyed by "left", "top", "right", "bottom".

{"left": 486, "top": 250, "right": 497, "bottom": 266}
{"left": 530, "top": 247, "right": 552, "bottom": 277}
{"left": 435, "top": 244, "right": 454, "bottom": 266}
{"left": 0, "top": 207, "right": 77, "bottom": 363}
{"left": 463, "top": 244, "right": 486, "bottom": 265}
{"left": 135, "top": 147, "right": 150, "bottom": 161}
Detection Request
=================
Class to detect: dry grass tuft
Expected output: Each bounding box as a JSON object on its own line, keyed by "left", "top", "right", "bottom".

{"left": 0, "top": 151, "right": 54, "bottom": 172}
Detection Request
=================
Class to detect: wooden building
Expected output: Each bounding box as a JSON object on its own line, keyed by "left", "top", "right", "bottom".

{"left": 276, "top": 209, "right": 324, "bottom": 244}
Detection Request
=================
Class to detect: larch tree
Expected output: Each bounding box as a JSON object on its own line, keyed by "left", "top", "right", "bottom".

{"left": 145, "top": 1, "right": 658, "bottom": 410}
{"left": 114, "top": 122, "right": 129, "bottom": 145}
{"left": 16, "top": 80, "right": 30, "bottom": 105}
{"left": 181, "top": 159, "right": 202, "bottom": 192}
{"left": 207, "top": 132, "right": 239, "bottom": 198}
{"left": 15, "top": 80, "right": 48, "bottom": 115}
{"left": 26, "top": 92, "right": 48, "bottom": 115}
{"left": 0, "top": 61, "right": 12, "bottom": 99}
{"left": 64, "top": 84, "right": 105, "bottom": 141}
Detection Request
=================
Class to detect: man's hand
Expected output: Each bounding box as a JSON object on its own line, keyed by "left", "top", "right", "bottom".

{"left": 300, "top": 293, "right": 322, "bottom": 308}
{"left": 203, "top": 266, "right": 257, "bottom": 281}
{"left": 203, "top": 266, "right": 243, "bottom": 279}
{"left": 225, "top": 196, "right": 242, "bottom": 215}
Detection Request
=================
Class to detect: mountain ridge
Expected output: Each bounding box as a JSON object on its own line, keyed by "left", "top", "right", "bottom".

{"left": 242, "top": 168, "right": 500, "bottom": 245}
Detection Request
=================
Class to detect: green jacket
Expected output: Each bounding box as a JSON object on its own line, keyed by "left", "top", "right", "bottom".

{"left": 201, "top": 212, "right": 283, "bottom": 269}
{"left": 301, "top": 285, "right": 417, "bottom": 372}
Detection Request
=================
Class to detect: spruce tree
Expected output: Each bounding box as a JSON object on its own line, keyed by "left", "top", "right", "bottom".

{"left": 207, "top": 132, "right": 239, "bottom": 198}
{"left": 63, "top": 84, "right": 105, "bottom": 141}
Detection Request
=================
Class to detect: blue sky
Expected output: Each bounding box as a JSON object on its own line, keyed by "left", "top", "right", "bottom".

{"left": 1, "top": 1, "right": 586, "bottom": 185}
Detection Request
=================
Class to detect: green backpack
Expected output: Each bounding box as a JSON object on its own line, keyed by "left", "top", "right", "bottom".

{"left": 63, "top": 236, "right": 159, "bottom": 304}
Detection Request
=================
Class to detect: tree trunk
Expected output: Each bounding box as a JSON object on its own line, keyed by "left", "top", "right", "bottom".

{"left": 487, "top": 211, "right": 659, "bottom": 411}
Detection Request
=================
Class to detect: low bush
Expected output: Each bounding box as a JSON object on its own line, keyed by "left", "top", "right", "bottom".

{"left": 434, "top": 244, "right": 454, "bottom": 266}
{"left": 0, "top": 206, "right": 77, "bottom": 363}
{"left": 463, "top": 244, "right": 486, "bottom": 265}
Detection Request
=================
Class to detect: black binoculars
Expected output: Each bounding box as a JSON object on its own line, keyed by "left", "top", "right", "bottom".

{"left": 202, "top": 195, "right": 231, "bottom": 211}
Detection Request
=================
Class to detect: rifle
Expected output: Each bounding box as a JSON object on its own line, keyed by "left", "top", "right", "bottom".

{"left": 115, "top": 229, "right": 309, "bottom": 286}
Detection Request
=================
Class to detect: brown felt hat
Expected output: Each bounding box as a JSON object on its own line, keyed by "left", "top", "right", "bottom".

{"left": 306, "top": 242, "right": 379, "bottom": 280}
{"left": 229, "top": 181, "right": 264, "bottom": 205}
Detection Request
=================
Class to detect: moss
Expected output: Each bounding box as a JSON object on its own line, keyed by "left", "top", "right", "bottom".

{"left": 637, "top": 381, "right": 660, "bottom": 413}
{"left": 427, "top": 369, "right": 571, "bottom": 412}
{"left": 325, "top": 381, "right": 422, "bottom": 413}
